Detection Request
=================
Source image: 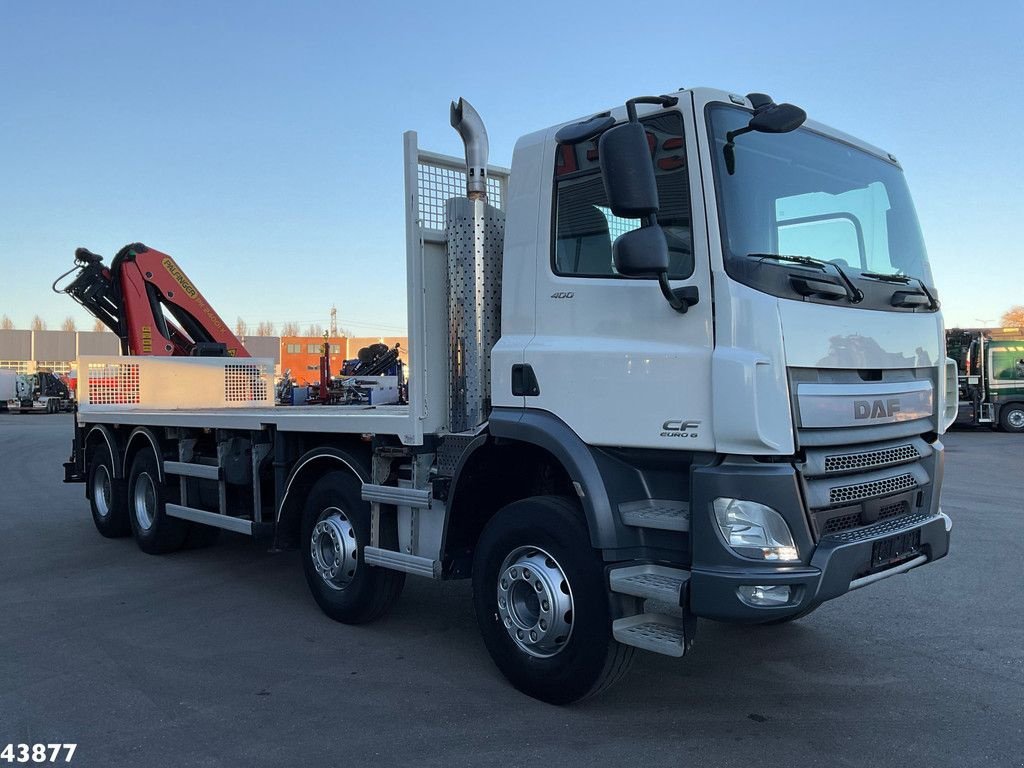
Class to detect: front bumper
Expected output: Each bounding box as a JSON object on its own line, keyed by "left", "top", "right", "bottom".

{"left": 690, "top": 510, "right": 951, "bottom": 622}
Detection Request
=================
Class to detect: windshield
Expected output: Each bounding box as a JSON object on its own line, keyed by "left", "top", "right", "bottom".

{"left": 708, "top": 105, "right": 934, "bottom": 295}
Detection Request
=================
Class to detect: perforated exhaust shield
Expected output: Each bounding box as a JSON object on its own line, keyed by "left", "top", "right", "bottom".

{"left": 446, "top": 197, "right": 505, "bottom": 433}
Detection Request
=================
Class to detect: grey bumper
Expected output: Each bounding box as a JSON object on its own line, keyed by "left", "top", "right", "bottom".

{"left": 690, "top": 510, "right": 951, "bottom": 622}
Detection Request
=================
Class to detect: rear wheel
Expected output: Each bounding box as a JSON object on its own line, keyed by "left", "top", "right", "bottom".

{"left": 472, "top": 495, "right": 634, "bottom": 704}
{"left": 128, "top": 450, "right": 188, "bottom": 554}
{"left": 87, "top": 446, "right": 130, "bottom": 538}
{"left": 998, "top": 403, "right": 1024, "bottom": 433}
{"left": 300, "top": 470, "right": 405, "bottom": 624}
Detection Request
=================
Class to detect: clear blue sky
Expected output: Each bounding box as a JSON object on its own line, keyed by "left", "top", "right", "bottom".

{"left": 1, "top": 0, "right": 1021, "bottom": 334}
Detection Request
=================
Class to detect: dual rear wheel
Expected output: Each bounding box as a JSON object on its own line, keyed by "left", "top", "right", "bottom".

{"left": 86, "top": 445, "right": 217, "bottom": 552}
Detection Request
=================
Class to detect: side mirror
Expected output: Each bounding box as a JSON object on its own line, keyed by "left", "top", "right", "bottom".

{"left": 723, "top": 94, "right": 807, "bottom": 174}
{"left": 749, "top": 102, "right": 807, "bottom": 134}
{"left": 614, "top": 225, "right": 699, "bottom": 314}
{"left": 614, "top": 225, "right": 670, "bottom": 277}
{"left": 598, "top": 122, "right": 659, "bottom": 218}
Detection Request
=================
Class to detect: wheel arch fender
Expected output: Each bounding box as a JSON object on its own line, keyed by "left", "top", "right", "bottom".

{"left": 84, "top": 424, "right": 123, "bottom": 479}
{"left": 474, "top": 408, "right": 619, "bottom": 550}
{"left": 123, "top": 426, "right": 167, "bottom": 481}
{"left": 276, "top": 447, "right": 371, "bottom": 547}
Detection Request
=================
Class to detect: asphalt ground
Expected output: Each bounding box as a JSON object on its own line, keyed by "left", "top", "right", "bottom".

{"left": 0, "top": 413, "right": 1021, "bottom": 767}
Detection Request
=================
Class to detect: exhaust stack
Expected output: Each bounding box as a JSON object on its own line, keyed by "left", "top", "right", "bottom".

{"left": 445, "top": 98, "right": 505, "bottom": 433}
{"left": 450, "top": 98, "right": 489, "bottom": 201}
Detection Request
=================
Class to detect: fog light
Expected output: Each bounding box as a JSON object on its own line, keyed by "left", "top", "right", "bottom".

{"left": 737, "top": 584, "right": 792, "bottom": 607}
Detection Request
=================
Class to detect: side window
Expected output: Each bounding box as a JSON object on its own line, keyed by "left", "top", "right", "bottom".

{"left": 552, "top": 112, "right": 693, "bottom": 279}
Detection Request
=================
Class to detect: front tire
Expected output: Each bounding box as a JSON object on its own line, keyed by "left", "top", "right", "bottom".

{"left": 87, "top": 446, "right": 130, "bottom": 538}
{"left": 998, "top": 403, "right": 1024, "bottom": 433}
{"left": 472, "top": 495, "right": 634, "bottom": 704}
{"left": 300, "top": 470, "right": 405, "bottom": 624}
{"left": 128, "top": 450, "right": 188, "bottom": 554}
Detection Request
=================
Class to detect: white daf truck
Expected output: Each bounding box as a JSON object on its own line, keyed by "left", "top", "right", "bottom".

{"left": 62, "top": 88, "right": 956, "bottom": 703}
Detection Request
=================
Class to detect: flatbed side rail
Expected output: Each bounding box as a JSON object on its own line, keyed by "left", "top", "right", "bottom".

{"left": 77, "top": 355, "right": 275, "bottom": 413}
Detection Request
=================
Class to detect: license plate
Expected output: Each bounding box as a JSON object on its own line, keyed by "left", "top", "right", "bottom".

{"left": 871, "top": 529, "right": 921, "bottom": 568}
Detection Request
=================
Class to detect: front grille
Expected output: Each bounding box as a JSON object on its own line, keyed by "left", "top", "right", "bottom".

{"left": 823, "top": 512, "right": 934, "bottom": 543}
{"left": 878, "top": 500, "right": 908, "bottom": 520}
{"left": 824, "top": 444, "right": 919, "bottom": 474}
{"left": 829, "top": 473, "right": 917, "bottom": 506}
{"left": 822, "top": 512, "right": 861, "bottom": 534}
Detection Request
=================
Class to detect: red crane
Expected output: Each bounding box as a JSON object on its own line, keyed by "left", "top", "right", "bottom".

{"left": 54, "top": 243, "right": 248, "bottom": 358}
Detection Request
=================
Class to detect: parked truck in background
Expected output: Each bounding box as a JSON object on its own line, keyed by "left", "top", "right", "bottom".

{"left": 946, "top": 327, "right": 1024, "bottom": 432}
{"left": 60, "top": 88, "right": 956, "bottom": 703}
{"left": 0, "top": 368, "right": 17, "bottom": 411}
{"left": 1, "top": 369, "right": 73, "bottom": 413}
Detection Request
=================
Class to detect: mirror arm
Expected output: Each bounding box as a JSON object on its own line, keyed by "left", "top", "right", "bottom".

{"left": 657, "top": 273, "right": 699, "bottom": 314}
{"left": 625, "top": 94, "right": 680, "bottom": 123}
{"left": 723, "top": 126, "right": 753, "bottom": 175}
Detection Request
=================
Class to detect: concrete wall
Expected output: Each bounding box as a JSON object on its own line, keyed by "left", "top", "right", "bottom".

{"left": 0, "top": 330, "right": 32, "bottom": 360}
{"left": 240, "top": 336, "right": 281, "bottom": 365}
{"left": 33, "top": 331, "right": 79, "bottom": 361}
{"left": 0, "top": 329, "right": 118, "bottom": 368}
{"left": 77, "top": 331, "right": 121, "bottom": 355}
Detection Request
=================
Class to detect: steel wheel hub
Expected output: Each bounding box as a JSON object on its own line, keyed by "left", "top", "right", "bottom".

{"left": 311, "top": 507, "right": 358, "bottom": 590}
{"left": 133, "top": 471, "right": 156, "bottom": 531}
{"left": 496, "top": 546, "right": 574, "bottom": 658}
{"left": 1009, "top": 409, "right": 1024, "bottom": 429}
{"left": 95, "top": 464, "right": 112, "bottom": 519}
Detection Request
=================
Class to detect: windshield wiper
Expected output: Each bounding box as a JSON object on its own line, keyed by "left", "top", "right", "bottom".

{"left": 861, "top": 271, "right": 939, "bottom": 309}
{"left": 745, "top": 253, "right": 864, "bottom": 303}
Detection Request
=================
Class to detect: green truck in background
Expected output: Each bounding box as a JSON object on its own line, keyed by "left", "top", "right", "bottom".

{"left": 946, "top": 327, "right": 1024, "bottom": 432}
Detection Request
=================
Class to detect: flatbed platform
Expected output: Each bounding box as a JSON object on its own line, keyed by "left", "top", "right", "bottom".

{"left": 78, "top": 403, "right": 414, "bottom": 436}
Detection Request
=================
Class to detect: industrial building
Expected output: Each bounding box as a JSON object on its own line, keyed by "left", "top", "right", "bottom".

{"left": 280, "top": 335, "right": 408, "bottom": 384}
{"left": 0, "top": 329, "right": 403, "bottom": 383}
{"left": 0, "top": 330, "right": 121, "bottom": 374}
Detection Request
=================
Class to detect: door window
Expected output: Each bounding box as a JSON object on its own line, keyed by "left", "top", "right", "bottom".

{"left": 552, "top": 112, "right": 693, "bottom": 279}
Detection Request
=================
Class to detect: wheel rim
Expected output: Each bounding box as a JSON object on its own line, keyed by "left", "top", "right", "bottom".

{"left": 496, "top": 546, "right": 574, "bottom": 658}
{"left": 133, "top": 471, "right": 157, "bottom": 531}
{"left": 94, "top": 464, "right": 112, "bottom": 519}
{"left": 1008, "top": 409, "right": 1024, "bottom": 429}
{"left": 310, "top": 507, "right": 358, "bottom": 590}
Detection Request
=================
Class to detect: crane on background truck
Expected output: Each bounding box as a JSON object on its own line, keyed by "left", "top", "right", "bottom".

{"left": 53, "top": 243, "right": 248, "bottom": 358}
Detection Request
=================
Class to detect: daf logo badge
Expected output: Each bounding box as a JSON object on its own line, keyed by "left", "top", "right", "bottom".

{"left": 854, "top": 398, "right": 901, "bottom": 420}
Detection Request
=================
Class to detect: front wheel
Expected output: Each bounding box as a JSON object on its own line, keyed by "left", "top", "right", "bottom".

{"left": 472, "top": 496, "right": 634, "bottom": 704}
{"left": 998, "top": 403, "right": 1024, "bottom": 433}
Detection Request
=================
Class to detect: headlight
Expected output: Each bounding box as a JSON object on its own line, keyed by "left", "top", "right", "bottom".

{"left": 713, "top": 498, "right": 799, "bottom": 561}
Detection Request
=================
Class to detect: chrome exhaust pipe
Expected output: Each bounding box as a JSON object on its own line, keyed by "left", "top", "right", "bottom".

{"left": 450, "top": 97, "right": 489, "bottom": 201}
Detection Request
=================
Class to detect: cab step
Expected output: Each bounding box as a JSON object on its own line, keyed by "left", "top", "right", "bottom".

{"left": 609, "top": 564, "right": 690, "bottom": 603}
{"left": 612, "top": 614, "right": 688, "bottom": 657}
{"left": 618, "top": 499, "right": 689, "bottom": 532}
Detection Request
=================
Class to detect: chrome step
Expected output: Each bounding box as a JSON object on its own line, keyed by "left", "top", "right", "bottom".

{"left": 609, "top": 564, "right": 689, "bottom": 603}
{"left": 363, "top": 546, "right": 440, "bottom": 578}
{"left": 165, "top": 503, "right": 252, "bottom": 535}
{"left": 164, "top": 461, "right": 220, "bottom": 480}
{"left": 613, "top": 614, "right": 687, "bottom": 657}
{"left": 361, "top": 483, "right": 431, "bottom": 508}
{"left": 619, "top": 499, "right": 689, "bottom": 532}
